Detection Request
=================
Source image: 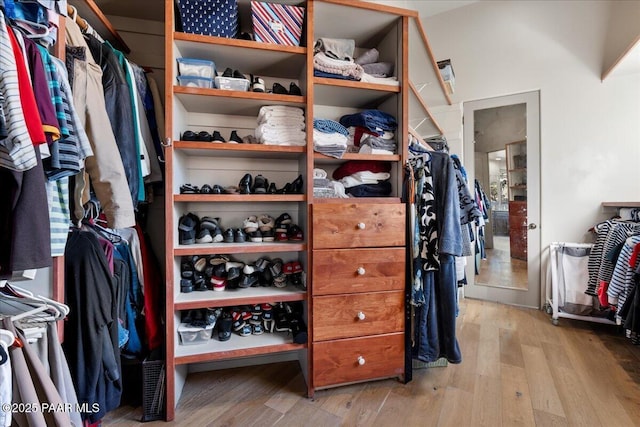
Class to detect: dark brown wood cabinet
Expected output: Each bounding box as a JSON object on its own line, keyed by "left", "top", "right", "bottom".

{"left": 509, "top": 200, "right": 527, "bottom": 260}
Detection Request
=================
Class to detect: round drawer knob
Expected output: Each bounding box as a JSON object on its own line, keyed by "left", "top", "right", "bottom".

{"left": 357, "top": 267, "right": 366, "bottom": 275}
{"left": 357, "top": 356, "right": 366, "bottom": 366}
{"left": 357, "top": 311, "right": 366, "bottom": 320}
{"left": 357, "top": 222, "right": 366, "bottom": 230}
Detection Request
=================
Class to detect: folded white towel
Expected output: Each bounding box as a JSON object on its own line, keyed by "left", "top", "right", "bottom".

{"left": 313, "top": 129, "right": 348, "bottom": 146}
{"left": 340, "top": 171, "right": 391, "bottom": 188}
{"left": 359, "top": 145, "right": 394, "bottom": 155}
{"left": 314, "top": 168, "right": 328, "bottom": 179}
{"left": 258, "top": 105, "right": 304, "bottom": 118}
{"left": 360, "top": 73, "right": 400, "bottom": 86}
{"left": 258, "top": 117, "right": 306, "bottom": 129}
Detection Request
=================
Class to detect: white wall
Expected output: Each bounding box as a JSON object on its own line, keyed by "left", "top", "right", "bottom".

{"left": 422, "top": 0, "right": 640, "bottom": 247}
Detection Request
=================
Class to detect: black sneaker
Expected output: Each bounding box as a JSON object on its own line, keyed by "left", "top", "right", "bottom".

{"left": 233, "top": 69, "right": 247, "bottom": 80}
{"left": 229, "top": 130, "right": 242, "bottom": 143}
{"left": 272, "top": 82, "right": 288, "bottom": 95}
{"left": 212, "top": 130, "right": 226, "bottom": 143}
{"left": 218, "top": 312, "right": 233, "bottom": 341}
{"left": 222, "top": 67, "right": 233, "bottom": 78}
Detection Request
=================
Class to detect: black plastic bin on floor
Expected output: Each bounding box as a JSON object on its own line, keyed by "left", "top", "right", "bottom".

{"left": 142, "top": 358, "right": 166, "bottom": 422}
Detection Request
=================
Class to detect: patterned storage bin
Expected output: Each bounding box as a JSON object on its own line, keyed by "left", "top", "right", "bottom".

{"left": 176, "top": 0, "right": 238, "bottom": 38}
{"left": 251, "top": 1, "right": 305, "bottom": 46}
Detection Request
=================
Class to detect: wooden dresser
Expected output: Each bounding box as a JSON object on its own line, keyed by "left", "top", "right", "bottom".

{"left": 509, "top": 200, "right": 528, "bottom": 261}
{"left": 310, "top": 202, "right": 406, "bottom": 392}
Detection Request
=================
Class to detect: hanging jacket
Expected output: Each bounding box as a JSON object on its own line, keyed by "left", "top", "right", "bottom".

{"left": 64, "top": 16, "right": 135, "bottom": 229}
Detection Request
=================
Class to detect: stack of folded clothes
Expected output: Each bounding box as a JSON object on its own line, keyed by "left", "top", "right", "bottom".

{"left": 332, "top": 160, "right": 393, "bottom": 197}
{"left": 313, "top": 118, "right": 349, "bottom": 158}
{"left": 355, "top": 48, "right": 398, "bottom": 86}
{"left": 313, "top": 38, "right": 363, "bottom": 80}
{"left": 255, "top": 106, "right": 306, "bottom": 146}
{"left": 313, "top": 168, "right": 348, "bottom": 199}
{"left": 340, "top": 109, "right": 397, "bottom": 155}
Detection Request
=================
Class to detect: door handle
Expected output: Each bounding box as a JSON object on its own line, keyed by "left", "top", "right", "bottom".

{"left": 528, "top": 223, "right": 537, "bottom": 230}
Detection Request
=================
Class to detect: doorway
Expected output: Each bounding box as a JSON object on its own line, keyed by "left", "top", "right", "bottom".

{"left": 462, "top": 91, "right": 541, "bottom": 308}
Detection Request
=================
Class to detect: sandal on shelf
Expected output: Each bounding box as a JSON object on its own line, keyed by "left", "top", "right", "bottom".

{"left": 179, "top": 183, "right": 199, "bottom": 194}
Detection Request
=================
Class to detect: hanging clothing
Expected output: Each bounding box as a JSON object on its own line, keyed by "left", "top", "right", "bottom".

{"left": 64, "top": 16, "right": 135, "bottom": 229}
{"left": 85, "top": 34, "right": 140, "bottom": 207}
{"left": 64, "top": 230, "right": 122, "bottom": 423}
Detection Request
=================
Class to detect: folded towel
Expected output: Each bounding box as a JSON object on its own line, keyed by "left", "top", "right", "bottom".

{"left": 359, "top": 145, "right": 394, "bottom": 155}
{"left": 314, "top": 168, "right": 328, "bottom": 179}
{"left": 313, "top": 52, "right": 363, "bottom": 80}
{"left": 258, "top": 117, "right": 305, "bottom": 129}
{"left": 355, "top": 47, "right": 379, "bottom": 65}
{"left": 313, "top": 129, "right": 348, "bottom": 146}
{"left": 360, "top": 74, "right": 400, "bottom": 86}
{"left": 314, "top": 37, "right": 355, "bottom": 61}
{"left": 340, "top": 171, "right": 391, "bottom": 188}
{"left": 313, "top": 69, "right": 358, "bottom": 80}
{"left": 258, "top": 105, "right": 305, "bottom": 118}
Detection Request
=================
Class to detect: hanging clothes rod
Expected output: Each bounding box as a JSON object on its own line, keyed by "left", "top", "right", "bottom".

{"left": 67, "top": 5, "right": 88, "bottom": 32}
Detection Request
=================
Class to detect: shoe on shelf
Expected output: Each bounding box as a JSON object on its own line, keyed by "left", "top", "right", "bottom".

{"left": 272, "top": 82, "right": 288, "bottom": 95}
{"left": 249, "top": 230, "right": 263, "bottom": 243}
{"left": 180, "top": 278, "right": 194, "bottom": 293}
{"left": 291, "top": 174, "right": 304, "bottom": 194}
{"left": 181, "top": 130, "right": 197, "bottom": 141}
{"left": 211, "top": 130, "right": 226, "bottom": 143}
{"left": 199, "top": 184, "right": 214, "bottom": 194}
{"left": 252, "top": 175, "right": 268, "bottom": 194}
{"left": 197, "top": 131, "right": 212, "bottom": 142}
{"left": 229, "top": 130, "right": 242, "bottom": 143}
{"left": 179, "top": 183, "right": 199, "bottom": 194}
{"left": 258, "top": 214, "right": 275, "bottom": 231}
{"left": 223, "top": 228, "right": 235, "bottom": 243}
{"left": 239, "top": 173, "right": 252, "bottom": 194}
{"left": 275, "top": 212, "right": 292, "bottom": 225}
{"left": 252, "top": 76, "right": 265, "bottom": 92}
{"left": 267, "top": 182, "right": 277, "bottom": 194}
{"left": 262, "top": 229, "right": 275, "bottom": 242}
{"left": 212, "top": 184, "right": 225, "bottom": 194}
{"left": 235, "top": 228, "right": 247, "bottom": 243}
{"left": 222, "top": 67, "right": 234, "bottom": 78}
{"left": 289, "top": 82, "right": 302, "bottom": 96}
{"left": 233, "top": 69, "right": 247, "bottom": 80}
{"left": 243, "top": 215, "right": 259, "bottom": 232}
{"left": 217, "top": 311, "right": 233, "bottom": 341}
{"left": 237, "top": 31, "right": 253, "bottom": 40}
{"left": 195, "top": 228, "right": 213, "bottom": 244}
{"left": 288, "top": 224, "right": 304, "bottom": 241}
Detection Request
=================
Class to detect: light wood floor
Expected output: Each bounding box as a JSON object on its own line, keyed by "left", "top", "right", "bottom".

{"left": 477, "top": 236, "right": 528, "bottom": 290}
{"left": 104, "top": 298, "right": 640, "bottom": 426}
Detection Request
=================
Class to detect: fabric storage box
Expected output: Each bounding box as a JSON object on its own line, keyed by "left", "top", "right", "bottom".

{"left": 177, "top": 76, "right": 214, "bottom": 88}
{"left": 251, "top": 1, "right": 305, "bottom": 46}
{"left": 176, "top": 0, "right": 238, "bottom": 38}
{"left": 177, "top": 58, "right": 216, "bottom": 78}
{"left": 178, "top": 322, "right": 214, "bottom": 345}
{"left": 214, "top": 75, "right": 250, "bottom": 91}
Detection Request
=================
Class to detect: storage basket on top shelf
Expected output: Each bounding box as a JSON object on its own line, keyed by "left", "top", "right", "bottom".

{"left": 176, "top": 0, "right": 239, "bottom": 38}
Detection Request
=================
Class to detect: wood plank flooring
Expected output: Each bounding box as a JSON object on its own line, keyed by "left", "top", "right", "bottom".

{"left": 104, "top": 298, "right": 640, "bottom": 426}
{"left": 477, "top": 236, "right": 528, "bottom": 290}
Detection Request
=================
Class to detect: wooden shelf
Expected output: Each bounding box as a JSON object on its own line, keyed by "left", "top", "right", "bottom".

{"left": 175, "top": 286, "right": 307, "bottom": 310}
{"left": 510, "top": 185, "right": 527, "bottom": 189}
{"left": 175, "top": 333, "right": 305, "bottom": 365}
{"left": 313, "top": 153, "right": 400, "bottom": 163}
{"left": 174, "top": 194, "right": 306, "bottom": 203}
{"left": 508, "top": 168, "right": 526, "bottom": 173}
{"left": 313, "top": 78, "right": 398, "bottom": 108}
{"left": 602, "top": 202, "right": 640, "bottom": 208}
{"left": 174, "top": 86, "right": 306, "bottom": 115}
{"left": 312, "top": 197, "right": 401, "bottom": 204}
{"left": 174, "top": 32, "right": 306, "bottom": 80}
{"left": 172, "top": 141, "right": 305, "bottom": 159}
{"left": 174, "top": 242, "right": 306, "bottom": 256}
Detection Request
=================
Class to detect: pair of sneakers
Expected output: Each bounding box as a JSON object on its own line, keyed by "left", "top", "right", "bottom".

{"left": 272, "top": 82, "right": 302, "bottom": 96}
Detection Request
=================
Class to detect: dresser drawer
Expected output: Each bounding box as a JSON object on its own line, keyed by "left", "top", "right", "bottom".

{"left": 312, "top": 248, "right": 405, "bottom": 295}
{"left": 313, "top": 333, "right": 404, "bottom": 388}
{"left": 313, "top": 291, "right": 404, "bottom": 341}
{"left": 312, "top": 203, "right": 405, "bottom": 249}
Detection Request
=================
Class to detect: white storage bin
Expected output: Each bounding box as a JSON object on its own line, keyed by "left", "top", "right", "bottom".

{"left": 178, "top": 322, "right": 214, "bottom": 345}
{"left": 177, "top": 76, "right": 214, "bottom": 88}
{"left": 177, "top": 58, "right": 216, "bottom": 78}
{"left": 214, "top": 76, "right": 250, "bottom": 91}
